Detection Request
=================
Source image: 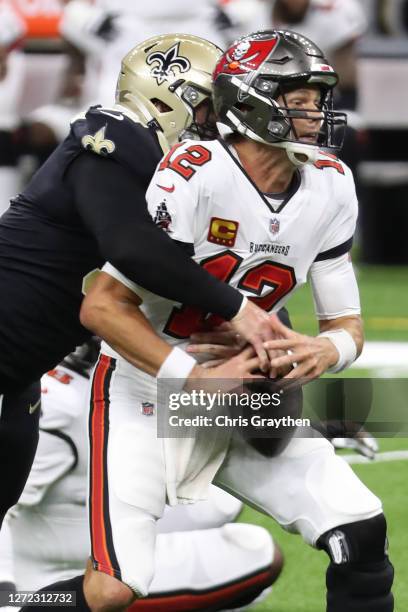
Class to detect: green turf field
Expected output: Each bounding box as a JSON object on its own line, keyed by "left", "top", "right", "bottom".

{"left": 287, "top": 264, "right": 408, "bottom": 342}
{"left": 242, "top": 265, "right": 408, "bottom": 611}
{"left": 242, "top": 439, "right": 408, "bottom": 612}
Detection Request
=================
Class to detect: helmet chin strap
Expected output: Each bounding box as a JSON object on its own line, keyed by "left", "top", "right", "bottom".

{"left": 271, "top": 140, "right": 319, "bottom": 167}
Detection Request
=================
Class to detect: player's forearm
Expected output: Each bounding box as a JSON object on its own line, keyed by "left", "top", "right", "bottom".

{"left": 80, "top": 287, "right": 172, "bottom": 377}
{"left": 273, "top": 0, "right": 309, "bottom": 23}
{"left": 71, "top": 154, "right": 243, "bottom": 320}
{"left": 333, "top": 42, "right": 357, "bottom": 92}
{"left": 105, "top": 224, "right": 244, "bottom": 321}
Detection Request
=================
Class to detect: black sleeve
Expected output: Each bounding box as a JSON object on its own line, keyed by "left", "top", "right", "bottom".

{"left": 67, "top": 153, "right": 243, "bottom": 319}
{"left": 314, "top": 237, "right": 353, "bottom": 262}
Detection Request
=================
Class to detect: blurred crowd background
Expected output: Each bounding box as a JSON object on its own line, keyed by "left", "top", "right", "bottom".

{"left": 0, "top": 0, "right": 407, "bottom": 265}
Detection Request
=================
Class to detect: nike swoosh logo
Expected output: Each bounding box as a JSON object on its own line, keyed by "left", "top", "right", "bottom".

{"left": 98, "top": 109, "right": 124, "bottom": 120}
{"left": 157, "top": 184, "right": 175, "bottom": 193}
{"left": 29, "top": 398, "right": 41, "bottom": 414}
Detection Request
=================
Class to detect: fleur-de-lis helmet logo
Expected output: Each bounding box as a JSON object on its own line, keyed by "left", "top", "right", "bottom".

{"left": 146, "top": 43, "right": 191, "bottom": 86}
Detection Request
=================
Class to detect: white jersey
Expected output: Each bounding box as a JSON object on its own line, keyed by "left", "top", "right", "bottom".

{"left": 224, "top": 0, "right": 367, "bottom": 55}
{"left": 103, "top": 138, "right": 357, "bottom": 355}
{"left": 1, "top": 363, "right": 277, "bottom": 600}
{"left": 276, "top": 0, "right": 367, "bottom": 53}
{"left": 96, "top": 0, "right": 215, "bottom": 21}
{"left": 0, "top": 1, "right": 26, "bottom": 48}
{"left": 61, "top": 0, "right": 223, "bottom": 107}
{"left": 5, "top": 366, "right": 90, "bottom": 590}
{"left": 21, "top": 366, "right": 89, "bottom": 508}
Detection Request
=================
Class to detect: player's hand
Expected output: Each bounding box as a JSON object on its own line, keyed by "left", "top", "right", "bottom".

{"left": 263, "top": 331, "right": 339, "bottom": 380}
{"left": 187, "top": 322, "right": 246, "bottom": 366}
{"left": 187, "top": 324, "right": 292, "bottom": 378}
{"left": 230, "top": 300, "right": 292, "bottom": 373}
{"left": 331, "top": 426, "right": 379, "bottom": 460}
{"left": 185, "top": 346, "right": 264, "bottom": 393}
{"left": 332, "top": 433, "right": 379, "bottom": 460}
{"left": 315, "top": 420, "right": 379, "bottom": 460}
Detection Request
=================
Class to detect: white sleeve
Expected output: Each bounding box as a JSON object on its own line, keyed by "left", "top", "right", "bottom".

{"left": 60, "top": 0, "right": 113, "bottom": 56}
{"left": 310, "top": 253, "right": 361, "bottom": 320}
{"left": 329, "top": 0, "right": 367, "bottom": 48}
{"left": 315, "top": 168, "right": 358, "bottom": 261}
{"left": 145, "top": 141, "right": 201, "bottom": 245}
{"left": 0, "top": 3, "right": 26, "bottom": 47}
{"left": 308, "top": 0, "right": 367, "bottom": 53}
{"left": 103, "top": 141, "right": 204, "bottom": 294}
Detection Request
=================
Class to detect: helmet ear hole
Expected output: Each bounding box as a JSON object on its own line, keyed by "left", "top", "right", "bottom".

{"left": 150, "top": 98, "right": 173, "bottom": 113}
{"left": 234, "top": 102, "right": 254, "bottom": 115}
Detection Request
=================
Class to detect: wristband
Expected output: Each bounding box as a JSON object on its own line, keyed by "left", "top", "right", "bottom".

{"left": 231, "top": 296, "right": 248, "bottom": 320}
{"left": 318, "top": 329, "right": 357, "bottom": 373}
{"left": 157, "top": 347, "right": 197, "bottom": 390}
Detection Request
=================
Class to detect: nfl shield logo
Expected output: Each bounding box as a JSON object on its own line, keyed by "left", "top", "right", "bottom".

{"left": 270, "top": 217, "right": 280, "bottom": 236}
{"left": 141, "top": 402, "right": 154, "bottom": 416}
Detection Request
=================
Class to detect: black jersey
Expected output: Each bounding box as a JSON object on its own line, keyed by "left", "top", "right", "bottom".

{"left": 0, "top": 106, "right": 241, "bottom": 391}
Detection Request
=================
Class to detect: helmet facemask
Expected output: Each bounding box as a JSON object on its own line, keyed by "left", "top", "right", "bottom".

{"left": 262, "top": 80, "right": 346, "bottom": 165}
{"left": 165, "top": 79, "right": 218, "bottom": 141}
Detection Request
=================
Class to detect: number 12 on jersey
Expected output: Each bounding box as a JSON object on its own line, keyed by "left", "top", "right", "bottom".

{"left": 164, "top": 250, "right": 296, "bottom": 339}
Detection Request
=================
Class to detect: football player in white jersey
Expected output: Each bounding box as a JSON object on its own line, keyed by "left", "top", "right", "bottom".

{"left": 60, "top": 0, "right": 225, "bottom": 107}
{"left": 222, "top": 0, "right": 367, "bottom": 100}
{"left": 81, "top": 30, "right": 394, "bottom": 612}
{"left": 1, "top": 341, "right": 282, "bottom": 610}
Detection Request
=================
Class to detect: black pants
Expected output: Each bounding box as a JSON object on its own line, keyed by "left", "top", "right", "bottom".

{"left": 0, "top": 380, "right": 41, "bottom": 527}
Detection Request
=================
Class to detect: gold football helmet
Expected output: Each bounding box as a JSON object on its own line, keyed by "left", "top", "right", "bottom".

{"left": 116, "top": 33, "right": 223, "bottom": 150}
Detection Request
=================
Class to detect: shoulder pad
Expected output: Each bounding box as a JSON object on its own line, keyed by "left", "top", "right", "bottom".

{"left": 313, "top": 151, "right": 346, "bottom": 176}
{"left": 71, "top": 105, "right": 163, "bottom": 182}
{"left": 158, "top": 139, "right": 214, "bottom": 182}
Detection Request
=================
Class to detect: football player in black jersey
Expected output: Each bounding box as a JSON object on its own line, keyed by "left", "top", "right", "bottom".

{"left": 0, "top": 34, "right": 291, "bottom": 530}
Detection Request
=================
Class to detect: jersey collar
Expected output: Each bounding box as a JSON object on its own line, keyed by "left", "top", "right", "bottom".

{"left": 217, "top": 137, "right": 301, "bottom": 215}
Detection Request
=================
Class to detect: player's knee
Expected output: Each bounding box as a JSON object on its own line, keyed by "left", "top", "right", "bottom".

{"left": 318, "top": 514, "right": 394, "bottom": 611}
{"left": 318, "top": 513, "right": 389, "bottom": 565}
{"left": 85, "top": 569, "right": 136, "bottom": 612}
{"left": 220, "top": 524, "right": 284, "bottom": 588}
{"left": 221, "top": 523, "right": 273, "bottom": 557}
{"left": 97, "top": 581, "right": 135, "bottom": 612}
